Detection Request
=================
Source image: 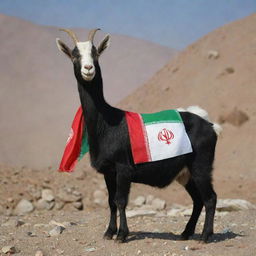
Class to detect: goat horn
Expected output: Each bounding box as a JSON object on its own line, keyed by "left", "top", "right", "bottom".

{"left": 59, "top": 28, "right": 79, "bottom": 44}
{"left": 88, "top": 28, "right": 101, "bottom": 43}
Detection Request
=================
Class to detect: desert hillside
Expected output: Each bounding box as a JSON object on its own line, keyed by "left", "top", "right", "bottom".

{"left": 120, "top": 13, "right": 256, "bottom": 202}
{"left": 0, "top": 14, "right": 175, "bottom": 169}
{"left": 0, "top": 14, "right": 256, "bottom": 256}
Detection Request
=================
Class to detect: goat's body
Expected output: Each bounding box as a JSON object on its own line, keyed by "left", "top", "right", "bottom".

{"left": 79, "top": 72, "right": 217, "bottom": 242}
{"left": 57, "top": 30, "right": 218, "bottom": 243}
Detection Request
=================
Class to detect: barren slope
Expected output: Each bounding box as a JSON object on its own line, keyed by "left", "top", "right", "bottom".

{"left": 120, "top": 13, "right": 256, "bottom": 203}
{"left": 0, "top": 14, "right": 175, "bottom": 169}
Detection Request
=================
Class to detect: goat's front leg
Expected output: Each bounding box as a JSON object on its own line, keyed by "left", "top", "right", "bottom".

{"left": 103, "top": 171, "right": 117, "bottom": 240}
{"left": 115, "top": 167, "right": 131, "bottom": 243}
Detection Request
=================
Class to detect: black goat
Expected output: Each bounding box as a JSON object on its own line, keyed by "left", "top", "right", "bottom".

{"left": 56, "top": 28, "right": 220, "bottom": 243}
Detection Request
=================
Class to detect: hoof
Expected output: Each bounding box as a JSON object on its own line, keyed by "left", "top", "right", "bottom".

{"left": 103, "top": 229, "right": 117, "bottom": 240}
{"left": 180, "top": 231, "right": 192, "bottom": 241}
{"left": 115, "top": 236, "right": 127, "bottom": 243}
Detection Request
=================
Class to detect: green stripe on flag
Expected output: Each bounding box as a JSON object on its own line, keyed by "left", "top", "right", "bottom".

{"left": 79, "top": 133, "right": 89, "bottom": 160}
{"left": 141, "top": 110, "right": 182, "bottom": 125}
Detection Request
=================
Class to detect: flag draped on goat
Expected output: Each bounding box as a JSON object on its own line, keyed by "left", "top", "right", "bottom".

{"left": 59, "top": 106, "right": 89, "bottom": 172}
{"left": 59, "top": 107, "right": 192, "bottom": 172}
{"left": 125, "top": 110, "right": 192, "bottom": 164}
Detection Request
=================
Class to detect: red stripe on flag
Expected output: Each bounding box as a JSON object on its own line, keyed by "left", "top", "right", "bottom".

{"left": 125, "top": 111, "right": 150, "bottom": 164}
{"left": 59, "top": 106, "right": 84, "bottom": 172}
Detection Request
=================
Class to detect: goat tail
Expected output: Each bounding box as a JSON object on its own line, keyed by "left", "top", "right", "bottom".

{"left": 177, "top": 105, "right": 222, "bottom": 136}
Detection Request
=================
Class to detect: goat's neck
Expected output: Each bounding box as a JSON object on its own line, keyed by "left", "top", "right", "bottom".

{"left": 77, "top": 65, "right": 122, "bottom": 155}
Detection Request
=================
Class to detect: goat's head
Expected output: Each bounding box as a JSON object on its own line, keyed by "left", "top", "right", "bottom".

{"left": 56, "top": 28, "right": 110, "bottom": 82}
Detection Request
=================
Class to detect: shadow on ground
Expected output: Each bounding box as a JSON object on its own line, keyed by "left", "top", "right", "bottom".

{"left": 127, "top": 231, "right": 241, "bottom": 243}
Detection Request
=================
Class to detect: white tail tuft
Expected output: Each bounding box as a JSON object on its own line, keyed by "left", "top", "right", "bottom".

{"left": 178, "top": 105, "right": 222, "bottom": 136}
{"left": 212, "top": 123, "right": 223, "bottom": 136}
{"left": 186, "top": 105, "right": 209, "bottom": 121}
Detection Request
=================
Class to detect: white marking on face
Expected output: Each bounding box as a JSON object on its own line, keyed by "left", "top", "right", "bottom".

{"left": 77, "top": 41, "right": 95, "bottom": 81}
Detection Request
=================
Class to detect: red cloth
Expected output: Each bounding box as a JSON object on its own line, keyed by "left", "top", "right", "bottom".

{"left": 59, "top": 106, "right": 84, "bottom": 172}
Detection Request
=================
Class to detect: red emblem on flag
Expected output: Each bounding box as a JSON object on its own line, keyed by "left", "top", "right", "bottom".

{"left": 158, "top": 128, "right": 174, "bottom": 145}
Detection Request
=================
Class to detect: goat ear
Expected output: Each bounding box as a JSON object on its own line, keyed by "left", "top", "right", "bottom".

{"left": 56, "top": 38, "right": 73, "bottom": 59}
{"left": 97, "top": 34, "right": 110, "bottom": 56}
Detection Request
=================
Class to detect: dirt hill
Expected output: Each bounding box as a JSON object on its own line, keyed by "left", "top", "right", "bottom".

{"left": 120, "top": 13, "right": 256, "bottom": 203}
{"left": 0, "top": 14, "right": 175, "bottom": 169}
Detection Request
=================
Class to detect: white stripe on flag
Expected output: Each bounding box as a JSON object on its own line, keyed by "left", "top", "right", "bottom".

{"left": 145, "top": 122, "right": 192, "bottom": 161}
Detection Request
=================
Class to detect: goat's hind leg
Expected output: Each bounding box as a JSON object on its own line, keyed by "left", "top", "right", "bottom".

{"left": 181, "top": 179, "right": 203, "bottom": 240}
{"left": 103, "top": 172, "right": 118, "bottom": 240}
{"left": 193, "top": 174, "right": 217, "bottom": 243}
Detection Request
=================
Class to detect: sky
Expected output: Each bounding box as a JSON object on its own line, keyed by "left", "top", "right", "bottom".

{"left": 0, "top": 0, "right": 255, "bottom": 49}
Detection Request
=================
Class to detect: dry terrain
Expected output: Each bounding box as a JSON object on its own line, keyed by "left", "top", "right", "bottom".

{"left": 1, "top": 13, "right": 256, "bottom": 256}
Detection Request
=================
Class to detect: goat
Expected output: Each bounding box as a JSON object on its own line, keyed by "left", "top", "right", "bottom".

{"left": 56, "top": 28, "right": 219, "bottom": 243}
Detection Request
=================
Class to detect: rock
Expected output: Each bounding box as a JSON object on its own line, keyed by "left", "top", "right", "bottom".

{"left": 73, "top": 169, "right": 86, "bottom": 180}
{"left": 151, "top": 198, "right": 166, "bottom": 210}
{"left": 14, "top": 199, "right": 34, "bottom": 215}
{"left": 217, "top": 199, "right": 256, "bottom": 212}
{"left": 1, "top": 245, "right": 16, "bottom": 254}
{"left": 41, "top": 189, "right": 55, "bottom": 202}
{"left": 49, "top": 220, "right": 76, "bottom": 228}
{"left": 57, "top": 189, "right": 82, "bottom": 202}
{"left": 35, "top": 250, "right": 44, "bottom": 256}
{"left": 54, "top": 201, "right": 65, "bottom": 210}
{"left": 72, "top": 201, "right": 83, "bottom": 210}
{"left": 27, "top": 231, "right": 36, "bottom": 237}
{"left": 133, "top": 196, "right": 146, "bottom": 206}
{"left": 48, "top": 226, "right": 65, "bottom": 236}
{"left": 93, "top": 190, "right": 106, "bottom": 206}
{"left": 27, "top": 185, "right": 41, "bottom": 200}
{"left": 167, "top": 208, "right": 182, "bottom": 217}
{"left": 219, "top": 108, "right": 249, "bottom": 127}
{"left": 2, "top": 219, "right": 25, "bottom": 227}
{"left": 85, "top": 247, "right": 96, "bottom": 252}
{"left": 126, "top": 209, "right": 157, "bottom": 218}
{"left": 146, "top": 195, "right": 154, "bottom": 205}
{"left": 181, "top": 208, "right": 193, "bottom": 216}
{"left": 36, "top": 199, "right": 55, "bottom": 210}
{"left": 207, "top": 50, "right": 219, "bottom": 59}
{"left": 225, "top": 67, "right": 235, "bottom": 74}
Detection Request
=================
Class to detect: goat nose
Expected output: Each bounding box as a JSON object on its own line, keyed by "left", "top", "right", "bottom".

{"left": 84, "top": 65, "right": 93, "bottom": 71}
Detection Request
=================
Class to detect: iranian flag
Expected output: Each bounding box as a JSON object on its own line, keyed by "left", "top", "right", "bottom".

{"left": 125, "top": 110, "right": 192, "bottom": 164}
{"left": 59, "top": 106, "right": 89, "bottom": 172}
{"left": 59, "top": 107, "right": 192, "bottom": 172}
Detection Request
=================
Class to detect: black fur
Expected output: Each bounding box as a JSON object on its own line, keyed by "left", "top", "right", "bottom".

{"left": 68, "top": 45, "right": 218, "bottom": 243}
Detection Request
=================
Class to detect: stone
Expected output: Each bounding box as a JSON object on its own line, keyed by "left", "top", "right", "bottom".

{"left": 14, "top": 199, "right": 34, "bottom": 215}
{"left": 27, "top": 185, "right": 41, "bottom": 200}
{"left": 133, "top": 196, "right": 146, "bottom": 207}
{"left": 2, "top": 219, "right": 25, "bottom": 227}
{"left": 1, "top": 245, "right": 16, "bottom": 254}
{"left": 36, "top": 199, "right": 55, "bottom": 210}
{"left": 146, "top": 195, "right": 154, "bottom": 205}
{"left": 41, "top": 189, "right": 55, "bottom": 202}
{"left": 54, "top": 201, "right": 65, "bottom": 210}
{"left": 93, "top": 190, "right": 106, "bottom": 205}
{"left": 85, "top": 247, "right": 96, "bottom": 252}
{"left": 151, "top": 198, "right": 166, "bottom": 211}
{"left": 27, "top": 231, "right": 36, "bottom": 237}
{"left": 207, "top": 50, "right": 219, "bottom": 59}
{"left": 167, "top": 208, "right": 182, "bottom": 217}
{"left": 217, "top": 199, "right": 256, "bottom": 212}
{"left": 48, "top": 226, "right": 65, "bottom": 236}
{"left": 35, "top": 250, "right": 44, "bottom": 256}
{"left": 73, "top": 201, "right": 83, "bottom": 210}
{"left": 126, "top": 209, "right": 157, "bottom": 218}
{"left": 57, "top": 189, "right": 82, "bottom": 202}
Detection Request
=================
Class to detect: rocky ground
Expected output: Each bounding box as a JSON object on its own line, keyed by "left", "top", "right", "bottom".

{"left": 0, "top": 164, "right": 256, "bottom": 256}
